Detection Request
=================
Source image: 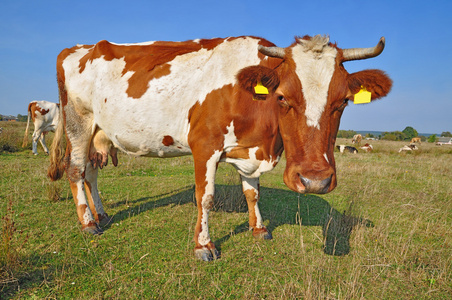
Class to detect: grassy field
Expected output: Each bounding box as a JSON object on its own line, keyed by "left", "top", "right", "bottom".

{"left": 1, "top": 121, "right": 451, "bottom": 299}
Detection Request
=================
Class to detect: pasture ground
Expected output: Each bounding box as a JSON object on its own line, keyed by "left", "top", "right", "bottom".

{"left": 1, "top": 121, "right": 451, "bottom": 299}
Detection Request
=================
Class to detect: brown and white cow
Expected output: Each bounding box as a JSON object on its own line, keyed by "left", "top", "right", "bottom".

{"left": 352, "top": 134, "right": 362, "bottom": 145}
{"left": 22, "top": 101, "right": 60, "bottom": 155}
{"left": 48, "top": 35, "right": 392, "bottom": 261}
{"left": 410, "top": 137, "right": 421, "bottom": 144}
{"left": 360, "top": 143, "right": 373, "bottom": 152}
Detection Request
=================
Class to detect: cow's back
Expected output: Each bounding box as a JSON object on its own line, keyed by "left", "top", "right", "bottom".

{"left": 58, "top": 37, "right": 264, "bottom": 157}
{"left": 29, "top": 100, "right": 59, "bottom": 127}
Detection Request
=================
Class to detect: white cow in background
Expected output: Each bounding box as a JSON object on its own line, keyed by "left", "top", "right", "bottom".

{"left": 398, "top": 144, "right": 418, "bottom": 153}
{"left": 22, "top": 101, "right": 60, "bottom": 155}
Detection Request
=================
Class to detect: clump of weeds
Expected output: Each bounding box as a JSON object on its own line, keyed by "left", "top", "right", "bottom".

{"left": 1, "top": 197, "right": 29, "bottom": 289}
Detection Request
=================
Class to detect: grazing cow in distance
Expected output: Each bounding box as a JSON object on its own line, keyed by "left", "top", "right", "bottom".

{"left": 360, "top": 143, "right": 373, "bottom": 152}
{"left": 352, "top": 134, "right": 362, "bottom": 145}
{"left": 336, "top": 145, "right": 358, "bottom": 154}
{"left": 48, "top": 35, "right": 392, "bottom": 261}
{"left": 399, "top": 144, "right": 418, "bottom": 153}
{"left": 22, "top": 101, "right": 60, "bottom": 155}
{"left": 410, "top": 137, "right": 421, "bottom": 144}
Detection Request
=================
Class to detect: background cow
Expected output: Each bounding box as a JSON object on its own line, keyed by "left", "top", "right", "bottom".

{"left": 360, "top": 143, "right": 373, "bottom": 152}
{"left": 410, "top": 137, "right": 421, "bottom": 144}
{"left": 336, "top": 145, "right": 358, "bottom": 154}
{"left": 22, "top": 100, "right": 60, "bottom": 155}
{"left": 352, "top": 134, "right": 362, "bottom": 146}
{"left": 48, "top": 35, "right": 391, "bottom": 261}
{"left": 399, "top": 144, "right": 418, "bottom": 152}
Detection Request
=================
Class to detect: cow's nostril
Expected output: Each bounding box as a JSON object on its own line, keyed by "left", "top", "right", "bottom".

{"left": 299, "top": 176, "right": 311, "bottom": 190}
{"left": 319, "top": 175, "right": 332, "bottom": 194}
{"left": 298, "top": 174, "right": 332, "bottom": 194}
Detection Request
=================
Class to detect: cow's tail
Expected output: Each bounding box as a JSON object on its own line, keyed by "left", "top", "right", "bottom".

{"left": 47, "top": 106, "right": 65, "bottom": 181}
{"left": 21, "top": 104, "right": 32, "bottom": 148}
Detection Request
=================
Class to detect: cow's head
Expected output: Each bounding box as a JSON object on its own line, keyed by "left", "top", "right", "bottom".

{"left": 238, "top": 35, "right": 392, "bottom": 194}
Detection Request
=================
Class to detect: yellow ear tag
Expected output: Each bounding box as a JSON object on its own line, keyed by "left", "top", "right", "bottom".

{"left": 354, "top": 86, "right": 371, "bottom": 104}
{"left": 254, "top": 82, "right": 269, "bottom": 95}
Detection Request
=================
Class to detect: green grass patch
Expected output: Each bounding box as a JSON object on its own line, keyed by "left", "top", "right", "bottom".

{"left": 0, "top": 122, "right": 451, "bottom": 299}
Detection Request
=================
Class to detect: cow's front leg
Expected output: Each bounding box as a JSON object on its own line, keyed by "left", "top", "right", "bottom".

{"left": 193, "top": 151, "right": 222, "bottom": 261}
{"left": 66, "top": 145, "right": 103, "bottom": 235}
{"left": 84, "top": 163, "right": 110, "bottom": 227}
{"left": 241, "top": 176, "right": 272, "bottom": 240}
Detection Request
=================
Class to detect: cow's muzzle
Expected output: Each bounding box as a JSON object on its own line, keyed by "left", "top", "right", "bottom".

{"left": 297, "top": 174, "right": 333, "bottom": 194}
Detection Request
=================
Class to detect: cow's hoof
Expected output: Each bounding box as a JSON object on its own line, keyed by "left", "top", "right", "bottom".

{"left": 252, "top": 228, "right": 273, "bottom": 240}
{"left": 82, "top": 224, "right": 103, "bottom": 235}
{"left": 98, "top": 213, "right": 112, "bottom": 227}
{"left": 194, "top": 248, "right": 220, "bottom": 261}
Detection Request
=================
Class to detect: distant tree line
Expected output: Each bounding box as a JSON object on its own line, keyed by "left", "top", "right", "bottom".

{"left": 336, "top": 130, "right": 357, "bottom": 139}
{"left": 337, "top": 130, "right": 377, "bottom": 140}
{"left": 0, "top": 114, "right": 27, "bottom": 122}
{"left": 381, "top": 127, "right": 418, "bottom": 141}
{"left": 17, "top": 114, "right": 27, "bottom": 122}
{"left": 337, "top": 127, "right": 451, "bottom": 143}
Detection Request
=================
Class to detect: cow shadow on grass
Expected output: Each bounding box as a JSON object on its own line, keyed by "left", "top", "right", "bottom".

{"left": 213, "top": 186, "right": 374, "bottom": 256}
{"left": 105, "top": 185, "right": 373, "bottom": 256}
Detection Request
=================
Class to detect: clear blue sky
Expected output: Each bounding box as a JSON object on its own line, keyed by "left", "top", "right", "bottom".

{"left": 1, "top": 0, "right": 451, "bottom": 134}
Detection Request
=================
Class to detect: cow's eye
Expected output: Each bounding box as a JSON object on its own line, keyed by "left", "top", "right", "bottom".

{"left": 340, "top": 98, "right": 349, "bottom": 109}
{"left": 277, "top": 95, "right": 288, "bottom": 106}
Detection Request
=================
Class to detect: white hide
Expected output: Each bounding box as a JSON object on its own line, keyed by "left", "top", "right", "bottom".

{"left": 291, "top": 36, "right": 337, "bottom": 129}
{"left": 223, "top": 121, "right": 238, "bottom": 153}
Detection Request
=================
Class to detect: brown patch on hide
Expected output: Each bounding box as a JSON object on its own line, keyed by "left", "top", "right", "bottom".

{"left": 28, "top": 102, "right": 50, "bottom": 122}
{"left": 162, "top": 135, "right": 174, "bottom": 146}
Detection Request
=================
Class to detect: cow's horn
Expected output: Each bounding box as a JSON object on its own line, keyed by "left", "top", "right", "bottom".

{"left": 258, "top": 45, "right": 285, "bottom": 58}
{"left": 342, "top": 37, "right": 385, "bottom": 62}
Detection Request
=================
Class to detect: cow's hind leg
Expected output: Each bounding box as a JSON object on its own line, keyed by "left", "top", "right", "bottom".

{"left": 31, "top": 129, "right": 43, "bottom": 155}
{"left": 39, "top": 132, "right": 50, "bottom": 154}
{"left": 64, "top": 107, "right": 103, "bottom": 234}
{"left": 84, "top": 163, "right": 111, "bottom": 227}
{"left": 84, "top": 128, "right": 118, "bottom": 228}
{"left": 242, "top": 176, "right": 272, "bottom": 240}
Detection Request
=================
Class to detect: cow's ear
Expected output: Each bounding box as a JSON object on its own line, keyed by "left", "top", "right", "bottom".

{"left": 237, "top": 66, "right": 279, "bottom": 100}
{"left": 348, "top": 69, "right": 392, "bottom": 102}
